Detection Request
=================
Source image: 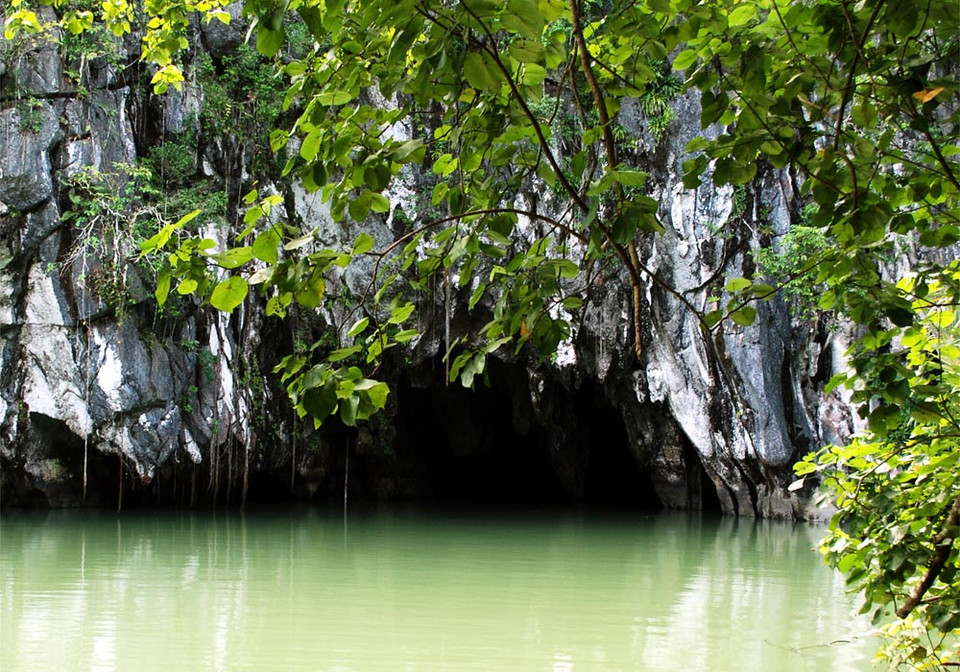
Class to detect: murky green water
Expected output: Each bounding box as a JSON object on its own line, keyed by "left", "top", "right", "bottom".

{"left": 0, "top": 508, "right": 877, "bottom": 671}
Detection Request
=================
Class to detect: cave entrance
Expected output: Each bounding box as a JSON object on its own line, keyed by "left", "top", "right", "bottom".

{"left": 396, "top": 361, "right": 572, "bottom": 506}
{"left": 20, "top": 413, "right": 117, "bottom": 508}
{"left": 577, "top": 384, "right": 663, "bottom": 510}
{"left": 686, "top": 438, "right": 723, "bottom": 515}
{"left": 393, "top": 362, "right": 662, "bottom": 511}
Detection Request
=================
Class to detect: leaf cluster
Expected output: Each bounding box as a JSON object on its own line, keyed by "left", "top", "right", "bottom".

{"left": 796, "top": 267, "right": 960, "bottom": 666}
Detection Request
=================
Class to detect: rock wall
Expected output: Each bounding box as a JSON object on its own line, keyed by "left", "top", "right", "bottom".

{"left": 0, "top": 15, "right": 858, "bottom": 516}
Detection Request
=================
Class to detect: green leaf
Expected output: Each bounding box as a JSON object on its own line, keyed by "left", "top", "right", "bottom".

{"left": 353, "top": 233, "right": 376, "bottom": 255}
{"left": 555, "top": 259, "right": 579, "bottom": 278}
{"left": 611, "top": 211, "right": 639, "bottom": 245}
{"left": 682, "top": 155, "right": 708, "bottom": 189}
{"left": 210, "top": 276, "right": 248, "bottom": 312}
{"left": 392, "top": 139, "right": 426, "bottom": 163}
{"left": 155, "top": 269, "right": 171, "bottom": 305}
{"left": 285, "top": 232, "right": 316, "bottom": 251}
{"left": 266, "top": 292, "right": 292, "bottom": 318}
{"left": 253, "top": 227, "right": 281, "bottom": 264}
{"left": 703, "top": 309, "right": 723, "bottom": 328}
{"left": 394, "top": 329, "right": 419, "bottom": 343}
{"left": 672, "top": 49, "right": 698, "bottom": 71}
{"left": 727, "top": 4, "right": 756, "bottom": 27}
{"left": 388, "top": 302, "right": 415, "bottom": 324}
{"left": 885, "top": 305, "right": 914, "bottom": 327}
{"left": 319, "top": 89, "right": 354, "bottom": 106}
{"left": 610, "top": 169, "right": 647, "bottom": 188}
{"left": 463, "top": 51, "right": 506, "bottom": 91}
{"left": 469, "top": 282, "right": 487, "bottom": 309}
{"left": 139, "top": 209, "right": 199, "bottom": 256}
{"left": 328, "top": 345, "right": 362, "bottom": 362}
{"left": 886, "top": 0, "right": 920, "bottom": 36}
{"left": 256, "top": 25, "right": 284, "bottom": 57}
{"left": 177, "top": 278, "right": 198, "bottom": 295}
{"left": 508, "top": 38, "right": 544, "bottom": 63}
{"left": 713, "top": 157, "right": 757, "bottom": 185}
{"left": 302, "top": 364, "right": 327, "bottom": 390}
{"left": 461, "top": 0, "right": 503, "bottom": 18}
{"left": 700, "top": 91, "right": 728, "bottom": 128}
{"left": 209, "top": 247, "right": 254, "bottom": 269}
{"left": 340, "top": 393, "right": 359, "bottom": 426}
{"left": 501, "top": 0, "right": 544, "bottom": 39}
{"left": 460, "top": 353, "right": 486, "bottom": 388}
{"left": 537, "top": 0, "right": 566, "bottom": 22}
{"left": 347, "top": 317, "right": 370, "bottom": 337}
{"left": 730, "top": 305, "right": 757, "bottom": 326}
{"left": 303, "top": 381, "right": 338, "bottom": 422}
{"left": 363, "top": 381, "right": 390, "bottom": 410}
{"left": 369, "top": 193, "right": 391, "bottom": 213}
{"left": 725, "top": 278, "right": 752, "bottom": 293}
{"left": 349, "top": 196, "right": 371, "bottom": 222}
{"left": 295, "top": 274, "right": 326, "bottom": 308}
{"left": 300, "top": 132, "right": 322, "bottom": 161}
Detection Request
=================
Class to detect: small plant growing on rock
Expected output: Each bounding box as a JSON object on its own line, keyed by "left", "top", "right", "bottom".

{"left": 752, "top": 207, "right": 829, "bottom": 321}
{"left": 638, "top": 60, "right": 682, "bottom": 144}
{"left": 59, "top": 164, "right": 164, "bottom": 315}
{"left": 16, "top": 97, "right": 43, "bottom": 133}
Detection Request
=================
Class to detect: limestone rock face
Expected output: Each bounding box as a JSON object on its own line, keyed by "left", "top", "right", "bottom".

{"left": 0, "top": 102, "right": 59, "bottom": 212}
{"left": 0, "top": 24, "right": 856, "bottom": 516}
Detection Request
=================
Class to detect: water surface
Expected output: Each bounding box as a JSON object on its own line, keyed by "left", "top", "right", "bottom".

{"left": 0, "top": 508, "right": 877, "bottom": 671}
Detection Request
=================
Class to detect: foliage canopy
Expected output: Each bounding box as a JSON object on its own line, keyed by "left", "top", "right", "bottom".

{"left": 5, "top": 0, "right": 959, "bottom": 665}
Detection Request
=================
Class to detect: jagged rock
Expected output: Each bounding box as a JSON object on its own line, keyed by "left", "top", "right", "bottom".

{"left": 199, "top": 3, "right": 246, "bottom": 59}
{"left": 0, "top": 101, "right": 59, "bottom": 212}
{"left": 0, "top": 12, "right": 63, "bottom": 97}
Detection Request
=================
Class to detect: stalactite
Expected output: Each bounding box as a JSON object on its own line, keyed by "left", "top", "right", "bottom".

{"left": 343, "top": 440, "right": 350, "bottom": 513}
{"left": 116, "top": 455, "right": 123, "bottom": 513}
{"left": 291, "top": 420, "right": 297, "bottom": 490}
{"left": 242, "top": 437, "right": 250, "bottom": 510}
{"left": 226, "top": 439, "right": 234, "bottom": 505}
{"left": 210, "top": 443, "right": 220, "bottom": 507}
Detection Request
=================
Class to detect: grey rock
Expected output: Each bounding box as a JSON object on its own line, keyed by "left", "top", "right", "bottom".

{"left": 200, "top": 3, "right": 246, "bottom": 59}
{"left": 0, "top": 15, "right": 63, "bottom": 97}
{"left": 0, "top": 101, "right": 59, "bottom": 211}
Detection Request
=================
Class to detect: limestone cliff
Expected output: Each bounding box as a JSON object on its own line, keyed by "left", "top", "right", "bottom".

{"left": 0, "top": 13, "right": 858, "bottom": 515}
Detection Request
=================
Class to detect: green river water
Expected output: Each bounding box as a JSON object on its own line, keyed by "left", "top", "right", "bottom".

{"left": 0, "top": 509, "right": 878, "bottom": 671}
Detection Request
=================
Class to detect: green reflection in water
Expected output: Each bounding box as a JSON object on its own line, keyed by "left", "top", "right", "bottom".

{"left": 0, "top": 509, "right": 878, "bottom": 671}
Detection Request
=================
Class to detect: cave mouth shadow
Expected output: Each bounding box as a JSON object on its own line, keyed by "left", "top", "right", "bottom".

{"left": 577, "top": 385, "right": 663, "bottom": 510}
{"left": 393, "top": 361, "right": 664, "bottom": 512}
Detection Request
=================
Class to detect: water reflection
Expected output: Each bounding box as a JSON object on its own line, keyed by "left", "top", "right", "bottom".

{"left": 0, "top": 509, "right": 877, "bottom": 671}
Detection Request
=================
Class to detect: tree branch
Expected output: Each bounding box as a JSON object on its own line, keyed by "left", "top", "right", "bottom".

{"left": 897, "top": 494, "right": 960, "bottom": 619}
{"left": 569, "top": 0, "right": 646, "bottom": 359}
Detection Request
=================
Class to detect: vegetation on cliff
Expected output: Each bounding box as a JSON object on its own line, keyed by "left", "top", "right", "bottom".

{"left": 4, "top": 0, "right": 958, "bottom": 665}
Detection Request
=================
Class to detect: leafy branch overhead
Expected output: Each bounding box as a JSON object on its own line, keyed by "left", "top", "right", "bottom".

{"left": 6, "top": 0, "right": 959, "bottom": 664}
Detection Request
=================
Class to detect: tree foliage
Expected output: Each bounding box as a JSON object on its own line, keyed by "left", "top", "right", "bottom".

{"left": 796, "top": 266, "right": 960, "bottom": 668}
{"left": 5, "top": 0, "right": 959, "bottom": 665}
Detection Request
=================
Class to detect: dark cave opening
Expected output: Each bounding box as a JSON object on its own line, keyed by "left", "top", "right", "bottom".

{"left": 575, "top": 383, "right": 663, "bottom": 510}
{"left": 17, "top": 413, "right": 118, "bottom": 508}
{"left": 9, "top": 369, "right": 707, "bottom": 513}
{"left": 393, "top": 362, "right": 663, "bottom": 511}
{"left": 395, "top": 363, "right": 573, "bottom": 506}
{"left": 686, "top": 437, "right": 723, "bottom": 515}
